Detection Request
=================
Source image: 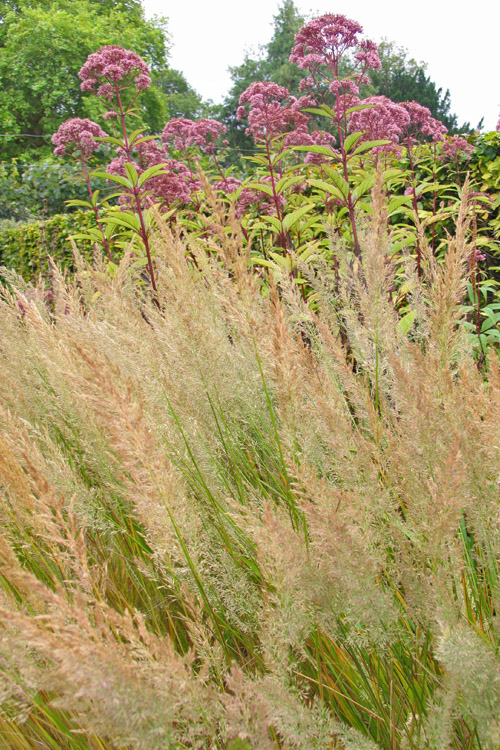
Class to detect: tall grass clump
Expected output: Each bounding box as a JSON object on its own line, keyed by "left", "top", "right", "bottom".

{"left": 0, "top": 177, "right": 499, "bottom": 749}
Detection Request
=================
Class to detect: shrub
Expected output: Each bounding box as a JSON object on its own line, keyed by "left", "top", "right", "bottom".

{"left": 0, "top": 210, "right": 95, "bottom": 279}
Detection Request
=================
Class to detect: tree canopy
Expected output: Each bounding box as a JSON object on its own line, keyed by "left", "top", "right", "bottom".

{"left": 0, "top": 0, "right": 203, "bottom": 160}
{"left": 367, "top": 41, "right": 470, "bottom": 133}
{"left": 218, "top": 0, "right": 305, "bottom": 156}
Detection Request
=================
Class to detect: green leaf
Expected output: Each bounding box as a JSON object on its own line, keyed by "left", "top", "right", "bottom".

{"left": 137, "top": 163, "right": 169, "bottom": 188}
{"left": 269, "top": 251, "right": 292, "bottom": 271}
{"left": 352, "top": 175, "right": 375, "bottom": 202}
{"left": 308, "top": 179, "right": 345, "bottom": 204}
{"left": 282, "top": 203, "right": 315, "bottom": 232}
{"left": 328, "top": 170, "right": 349, "bottom": 198}
{"left": 343, "top": 131, "right": 363, "bottom": 153}
{"left": 293, "top": 144, "right": 337, "bottom": 157}
{"left": 397, "top": 310, "right": 416, "bottom": 337}
{"left": 387, "top": 195, "right": 412, "bottom": 215}
{"left": 66, "top": 199, "right": 92, "bottom": 209}
{"left": 415, "top": 181, "right": 441, "bottom": 196}
{"left": 346, "top": 103, "right": 376, "bottom": 115}
{"left": 128, "top": 128, "right": 147, "bottom": 146}
{"left": 102, "top": 212, "right": 141, "bottom": 232}
{"left": 96, "top": 135, "right": 125, "bottom": 149}
{"left": 352, "top": 139, "right": 390, "bottom": 156}
{"left": 249, "top": 257, "right": 276, "bottom": 270}
{"left": 481, "top": 313, "right": 500, "bottom": 332}
{"left": 303, "top": 104, "right": 336, "bottom": 118}
{"left": 260, "top": 215, "right": 282, "bottom": 233}
{"left": 133, "top": 135, "right": 160, "bottom": 148}
{"left": 275, "top": 174, "right": 304, "bottom": 194}
{"left": 93, "top": 171, "right": 132, "bottom": 190}
{"left": 246, "top": 182, "right": 273, "bottom": 197}
{"left": 124, "top": 162, "right": 139, "bottom": 187}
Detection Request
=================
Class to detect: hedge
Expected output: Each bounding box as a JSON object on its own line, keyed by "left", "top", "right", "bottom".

{"left": 0, "top": 211, "right": 96, "bottom": 280}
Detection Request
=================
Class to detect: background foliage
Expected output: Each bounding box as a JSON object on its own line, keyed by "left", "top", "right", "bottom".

{"left": 0, "top": 0, "right": 204, "bottom": 161}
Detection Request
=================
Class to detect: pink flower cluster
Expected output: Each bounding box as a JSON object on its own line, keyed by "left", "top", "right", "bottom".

{"left": 213, "top": 176, "right": 242, "bottom": 193}
{"left": 401, "top": 101, "right": 447, "bottom": 144}
{"left": 52, "top": 118, "right": 108, "bottom": 158}
{"left": 281, "top": 128, "right": 337, "bottom": 164}
{"left": 79, "top": 46, "right": 151, "bottom": 99}
{"left": 161, "top": 118, "right": 228, "bottom": 155}
{"left": 348, "top": 96, "right": 411, "bottom": 156}
{"left": 237, "top": 81, "right": 314, "bottom": 143}
{"left": 304, "top": 130, "right": 338, "bottom": 164}
{"left": 107, "top": 139, "right": 198, "bottom": 207}
{"left": 236, "top": 177, "right": 286, "bottom": 218}
{"left": 289, "top": 14, "right": 380, "bottom": 94}
{"left": 497, "top": 116, "right": 500, "bottom": 131}
{"left": 439, "top": 135, "right": 474, "bottom": 162}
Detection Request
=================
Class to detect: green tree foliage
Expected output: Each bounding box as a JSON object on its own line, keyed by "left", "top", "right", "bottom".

{"left": 218, "top": 0, "right": 305, "bottom": 157}
{"left": 0, "top": 0, "right": 202, "bottom": 160}
{"left": 367, "top": 40, "right": 469, "bottom": 133}
{"left": 152, "top": 68, "right": 205, "bottom": 120}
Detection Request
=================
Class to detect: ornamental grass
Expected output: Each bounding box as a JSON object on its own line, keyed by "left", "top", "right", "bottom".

{"left": 0, "top": 179, "right": 499, "bottom": 749}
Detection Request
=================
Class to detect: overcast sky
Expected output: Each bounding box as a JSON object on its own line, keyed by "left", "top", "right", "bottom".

{"left": 142, "top": 0, "right": 499, "bottom": 131}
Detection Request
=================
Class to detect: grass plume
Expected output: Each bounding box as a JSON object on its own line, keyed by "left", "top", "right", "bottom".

{"left": 0, "top": 180, "right": 498, "bottom": 749}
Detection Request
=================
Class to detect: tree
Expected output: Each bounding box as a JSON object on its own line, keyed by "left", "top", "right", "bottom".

{"left": 152, "top": 68, "right": 205, "bottom": 122}
{"left": 218, "top": 0, "right": 305, "bottom": 157}
{"left": 0, "top": 0, "right": 202, "bottom": 159}
{"left": 367, "top": 41, "right": 469, "bottom": 133}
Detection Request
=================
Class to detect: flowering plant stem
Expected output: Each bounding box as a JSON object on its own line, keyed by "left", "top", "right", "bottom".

{"left": 81, "top": 156, "right": 113, "bottom": 263}
{"left": 336, "top": 108, "right": 361, "bottom": 258}
{"left": 115, "top": 86, "right": 158, "bottom": 293}
{"left": 264, "top": 139, "right": 288, "bottom": 250}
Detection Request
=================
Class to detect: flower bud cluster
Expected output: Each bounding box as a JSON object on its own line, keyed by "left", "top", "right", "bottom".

{"left": 348, "top": 96, "right": 411, "bottom": 156}
{"left": 289, "top": 14, "right": 381, "bottom": 98}
{"left": 162, "top": 118, "right": 228, "bottom": 156}
{"left": 237, "top": 81, "right": 314, "bottom": 143}
{"left": 79, "top": 45, "right": 151, "bottom": 97}
{"left": 52, "top": 118, "right": 108, "bottom": 158}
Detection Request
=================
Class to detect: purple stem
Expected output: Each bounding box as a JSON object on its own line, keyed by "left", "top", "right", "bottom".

{"left": 81, "top": 156, "right": 113, "bottom": 262}
{"left": 115, "top": 85, "right": 158, "bottom": 294}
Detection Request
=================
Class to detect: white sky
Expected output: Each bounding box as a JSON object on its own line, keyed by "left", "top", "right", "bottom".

{"left": 143, "top": 0, "right": 500, "bottom": 131}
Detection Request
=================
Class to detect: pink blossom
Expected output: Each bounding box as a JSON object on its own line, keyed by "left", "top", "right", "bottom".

{"left": 148, "top": 160, "right": 195, "bottom": 205}
{"left": 160, "top": 118, "right": 193, "bottom": 153}
{"left": 354, "top": 39, "right": 381, "bottom": 70}
{"left": 335, "top": 92, "right": 361, "bottom": 121}
{"left": 52, "top": 118, "right": 108, "bottom": 158}
{"left": 497, "top": 116, "right": 500, "bottom": 131}
{"left": 304, "top": 129, "right": 338, "bottom": 164}
{"left": 107, "top": 154, "right": 139, "bottom": 178}
{"left": 161, "top": 118, "right": 227, "bottom": 156}
{"left": 213, "top": 176, "right": 242, "bottom": 193}
{"left": 236, "top": 177, "right": 286, "bottom": 218}
{"left": 187, "top": 118, "right": 227, "bottom": 154}
{"left": 107, "top": 140, "right": 197, "bottom": 207}
{"left": 347, "top": 96, "right": 411, "bottom": 156}
{"left": 283, "top": 127, "right": 315, "bottom": 148}
{"left": 79, "top": 46, "right": 151, "bottom": 97}
{"left": 401, "top": 101, "right": 447, "bottom": 144}
{"left": 439, "top": 135, "right": 474, "bottom": 162}
{"left": 290, "top": 14, "right": 380, "bottom": 94}
{"left": 237, "top": 81, "right": 313, "bottom": 143}
{"left": 162, "top": 118, "right": 227, "bottom": 155}
{"left": 290, "top": 15, "right": 364, "bottom": 71}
